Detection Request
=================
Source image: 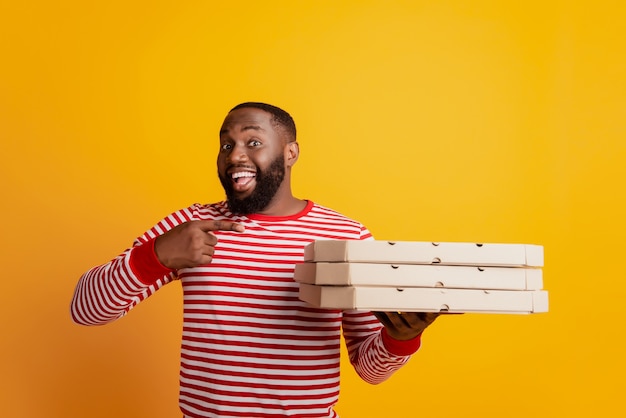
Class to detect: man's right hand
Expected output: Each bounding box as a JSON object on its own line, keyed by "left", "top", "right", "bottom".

{"left": 154, "top": 220, "right": 245, "bottom": 269}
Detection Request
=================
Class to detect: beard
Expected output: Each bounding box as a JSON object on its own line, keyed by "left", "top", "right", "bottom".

{"left": 219, "top": 154, "right": 286, "bottom": 215}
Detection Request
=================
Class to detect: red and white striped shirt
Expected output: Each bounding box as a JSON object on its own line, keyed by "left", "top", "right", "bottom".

{"left": 71, "top": 200, "right": 421, "bottom": 418}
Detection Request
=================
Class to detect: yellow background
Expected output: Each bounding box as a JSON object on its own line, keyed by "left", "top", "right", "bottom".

{"left": 1, "top": 1, "right": 625, "bottom": 417}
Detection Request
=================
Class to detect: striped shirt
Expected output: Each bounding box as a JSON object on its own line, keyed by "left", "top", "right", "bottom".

{"left": 70, "top": 200, "right": 421, "bottom": 418}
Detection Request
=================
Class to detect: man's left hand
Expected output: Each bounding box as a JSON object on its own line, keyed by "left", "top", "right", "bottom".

{"left": 372, "top": 311, "right": 440, "bottom": 341}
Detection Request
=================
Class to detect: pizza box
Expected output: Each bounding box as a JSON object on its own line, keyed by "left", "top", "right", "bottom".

{"left": 294, "top": 262, "right": 543, "bottom": 290}
{"left": 303, "top": 240, "right": 543, "bottom": 267}
{"left": 298, "top": 284, "right": 549, "bottom": 314}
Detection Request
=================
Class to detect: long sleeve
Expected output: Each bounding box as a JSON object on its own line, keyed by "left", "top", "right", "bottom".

{"left": 69, "top": 200, "right": 427, "bottom": 416}
{"left": 342, "top": 310, "right": 422, "bottom": 384}
{"left": 69, "top": 206, "right": 198, "bottom": 325}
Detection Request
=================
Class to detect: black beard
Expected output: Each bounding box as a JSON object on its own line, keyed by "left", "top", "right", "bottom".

{"left": 219, "top": 154, "right": 285, "bottom": 215}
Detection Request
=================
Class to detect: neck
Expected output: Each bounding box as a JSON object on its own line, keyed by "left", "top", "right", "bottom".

{"left": 257, "top": 194, "right": 306, "bottom": 217}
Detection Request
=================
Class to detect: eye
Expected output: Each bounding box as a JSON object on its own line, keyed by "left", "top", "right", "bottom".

{"left": 249, "top": 139, "right": 261, "bottom": 147}
{"left": 221, "top": 143, "right": 232, "bottom": 151}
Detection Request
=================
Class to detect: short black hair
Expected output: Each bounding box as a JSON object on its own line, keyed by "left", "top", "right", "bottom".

{"left": 230, "top": 102, "right": 296, "bottom": 142}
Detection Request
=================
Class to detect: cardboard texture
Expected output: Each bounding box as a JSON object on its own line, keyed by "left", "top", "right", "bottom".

{"left": 297, "top": 240, "right": 549, "bottom": 314}
{"left": 298, "top": 284, "right": 549, "bottom": 314}
{"left": 294, "top": 262, "right": 543, "bottom": 290}
{"left": 303, "top": 240, "right": 544, "bottom": 267}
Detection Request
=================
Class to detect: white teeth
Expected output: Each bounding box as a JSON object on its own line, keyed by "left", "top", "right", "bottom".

{"left": 232, "top": 172, "right": 255, "bottom": 179}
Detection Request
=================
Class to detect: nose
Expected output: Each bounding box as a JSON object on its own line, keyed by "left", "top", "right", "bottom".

{"left": 228, "top": 143, "right": 249, "bottom": 163}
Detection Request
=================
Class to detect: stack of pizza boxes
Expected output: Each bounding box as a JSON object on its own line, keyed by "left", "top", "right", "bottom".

{"left": 295, "top": 240, "right": 548, "bottom": 314}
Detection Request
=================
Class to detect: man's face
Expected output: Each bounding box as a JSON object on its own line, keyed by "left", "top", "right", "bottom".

{"left": 217, "top": 107, "right": 287, "bottom": 215}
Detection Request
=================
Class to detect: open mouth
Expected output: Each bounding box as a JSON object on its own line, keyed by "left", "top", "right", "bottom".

{"left": 230, "top": 170, "right": 256, "bottom": 192}
{"left": 232, "top": 171, "right": 255, "bottom": 183}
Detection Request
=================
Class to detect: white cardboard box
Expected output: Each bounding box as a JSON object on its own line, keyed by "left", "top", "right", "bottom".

{"left": 294, "top": 262, "right": 543, "bottom": 290}
{"left": 298, "top": 283, "right": 549, "bottom": 314}
{"left": 303, "top": 240, "right": 543, "bottom": 267}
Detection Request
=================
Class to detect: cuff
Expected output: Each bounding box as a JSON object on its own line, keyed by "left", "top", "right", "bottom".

{"left": 381, "top": 327, "right": 422, "bottom": 356}
{"left": 129, "top": 239, "right": 176, "bottom": 285}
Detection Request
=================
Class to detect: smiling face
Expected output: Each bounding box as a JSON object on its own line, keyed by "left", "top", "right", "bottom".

{"left": 217, "top": 107, "right": 293, "bottom": 215}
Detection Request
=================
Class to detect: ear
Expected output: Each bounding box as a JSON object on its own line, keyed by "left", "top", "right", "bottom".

{"left": 285, "top": 141, "right": 299, "bottom": 168}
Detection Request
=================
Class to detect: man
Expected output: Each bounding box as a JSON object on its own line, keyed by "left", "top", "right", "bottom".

{"left": 71, "top": 102, "right": 440, "bottom": 418}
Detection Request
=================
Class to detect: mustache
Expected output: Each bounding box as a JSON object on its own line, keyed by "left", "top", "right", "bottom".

{"left": 225, "top": 163, "right": 257, "bottom": 171}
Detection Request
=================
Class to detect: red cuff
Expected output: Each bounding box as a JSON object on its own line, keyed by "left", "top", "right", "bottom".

{"left": 381, "top": 327, "right": 422, "bottom": 356}
{"left": 129, "top": 239, "right": 176, "bottom": 285}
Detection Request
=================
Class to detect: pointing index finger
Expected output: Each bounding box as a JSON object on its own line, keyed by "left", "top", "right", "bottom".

{"left": 208, "top": 220, "right": 245, "bottom": 233}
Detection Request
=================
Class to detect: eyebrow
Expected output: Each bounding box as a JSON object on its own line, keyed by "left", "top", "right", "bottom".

{"left": 220, "top": 124, "right": 264, "bottom": 136}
